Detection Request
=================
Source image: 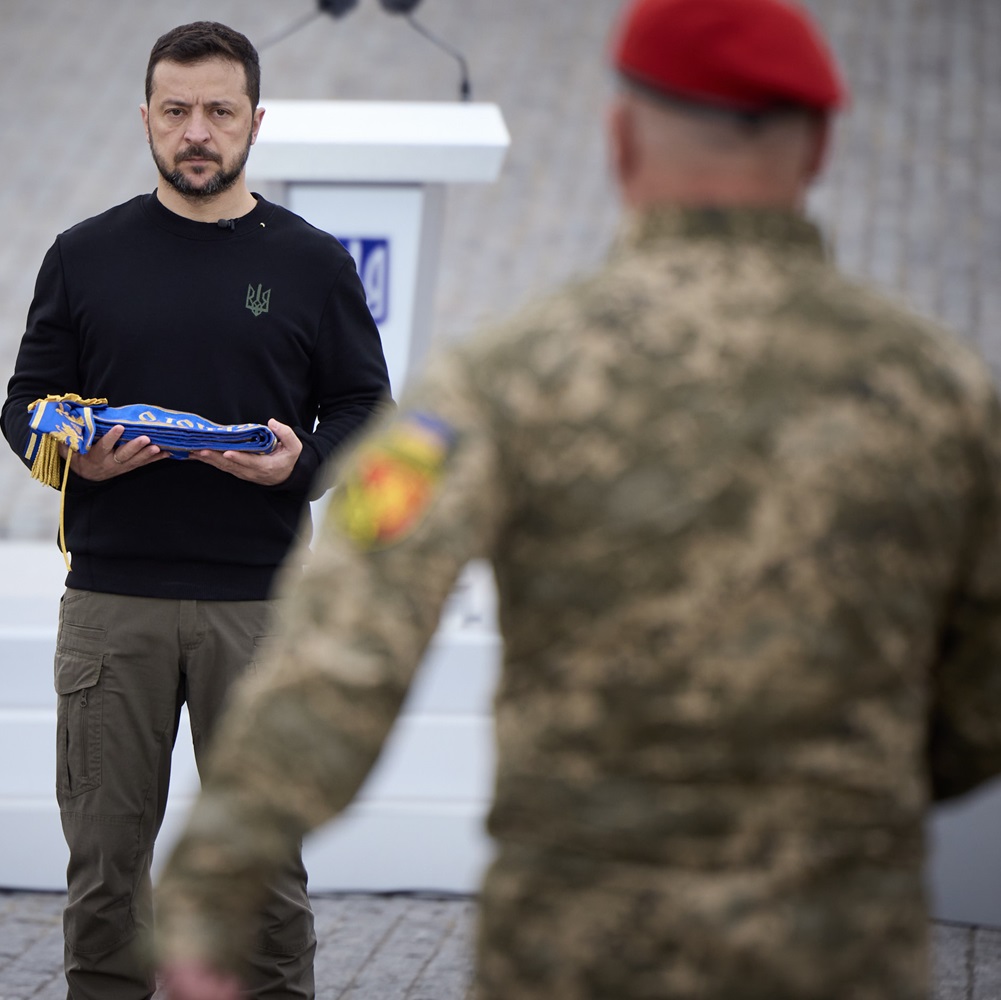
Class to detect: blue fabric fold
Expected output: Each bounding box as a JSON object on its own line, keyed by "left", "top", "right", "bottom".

{"left": 25, "top": 397, "right": 277, "bottom": 463}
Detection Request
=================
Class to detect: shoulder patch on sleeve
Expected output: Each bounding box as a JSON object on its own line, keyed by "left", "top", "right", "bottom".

{"left": 331, "top": 411, "right": 457, "bottom": 550}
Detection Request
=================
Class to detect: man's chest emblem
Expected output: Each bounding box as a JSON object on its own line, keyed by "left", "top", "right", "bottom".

{"left": 246, "top": 283, "right": 271, "bottom": 317}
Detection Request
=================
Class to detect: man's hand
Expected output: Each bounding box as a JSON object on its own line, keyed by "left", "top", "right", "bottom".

{"left": 188, "top": 419, "right": 303, "bottom": 486}
{"left": 159, "top": 960, "right": 241, "bottom": 1000}
{"left": 64, "top": 424, "right": 168, "bottom": 481}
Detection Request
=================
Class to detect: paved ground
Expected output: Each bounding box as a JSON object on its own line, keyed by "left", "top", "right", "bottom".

{"left": 0, "top": 891, "right": 477, "bottom": 1000}
{"left": 0, "top": 0, "right": 999, "bottom": 997}
{"left": 1, "top": 890, "right": 999, "bottom": 1000}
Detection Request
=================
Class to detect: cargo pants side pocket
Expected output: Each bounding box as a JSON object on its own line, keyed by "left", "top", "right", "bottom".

{"left": 54, "top": 646, "right": 105, "bottom": 799}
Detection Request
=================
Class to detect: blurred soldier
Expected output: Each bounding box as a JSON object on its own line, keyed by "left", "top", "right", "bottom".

{"left": 155, "top": 0, "right": 1001, "bottom": 998}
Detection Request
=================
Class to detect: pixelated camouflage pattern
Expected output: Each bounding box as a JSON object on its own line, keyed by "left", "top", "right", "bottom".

{"left": 155, "top": 206, "right": 1001, "bottom": 997}
{"left": 476, "top": 843, "right": 927, "bottom": 1000}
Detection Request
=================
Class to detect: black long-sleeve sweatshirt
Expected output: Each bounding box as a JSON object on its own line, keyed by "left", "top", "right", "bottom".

{"left": 1, "top": 192, "right": 391, "bottom": 599}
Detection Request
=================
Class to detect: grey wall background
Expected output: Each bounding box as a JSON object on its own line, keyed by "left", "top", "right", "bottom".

{"left": 0, "top": 0, "right": 998, "bottom": 537}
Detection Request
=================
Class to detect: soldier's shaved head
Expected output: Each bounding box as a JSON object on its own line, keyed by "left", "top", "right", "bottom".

{"left": 609, "top": 85, "right": 829, "bottom": 211}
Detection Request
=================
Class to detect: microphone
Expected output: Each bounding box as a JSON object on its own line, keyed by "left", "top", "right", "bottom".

{"left": 381, "top": 2, "right": 473, "bottom": 101}
{"left": 318, "top": 0, "right": 359, "bottom": 15}
{"left": 257, "top": 0, "right": 357, "bottom": 53}
{"left": 217, "top": 219, "right": 236, "bottom": 231}
{"left": 259, "top": 0, "right": 472, "bottom": 103}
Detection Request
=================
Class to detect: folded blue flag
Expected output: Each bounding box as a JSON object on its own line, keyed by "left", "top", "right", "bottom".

{"left": 23, "top": 394, "right": 279, "bottom": 573}
{"left": 25, "top": 395, "right": 277, "bottom": 467}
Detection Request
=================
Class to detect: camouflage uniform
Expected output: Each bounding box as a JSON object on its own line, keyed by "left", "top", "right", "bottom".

{"left": 155, "top": 206, "right": 1001, "bottom": 999}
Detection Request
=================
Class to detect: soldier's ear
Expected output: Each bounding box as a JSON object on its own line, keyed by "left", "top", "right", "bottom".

{"left": 140, "top": 104, "right": 151, "bottom": 144}
{"left": 803, "top": 114, "right": 831, "bottom": 183}
{"left": 608, "top": 97, "right": 638, "bottom": 192}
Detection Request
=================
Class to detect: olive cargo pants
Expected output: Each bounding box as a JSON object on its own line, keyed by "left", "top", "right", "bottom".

{"left": 54, "top": 589, "right": 316, "bottom": 1000}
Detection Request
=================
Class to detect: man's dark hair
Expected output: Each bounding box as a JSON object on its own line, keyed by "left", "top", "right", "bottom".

{"left": 145, "top": 21, "right": 261, "bottom": 110}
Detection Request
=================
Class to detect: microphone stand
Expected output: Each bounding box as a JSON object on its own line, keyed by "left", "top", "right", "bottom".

{"left": 259, "top": 0, "right": 474, "bottom": 103}
{"left": 403, "top": 13, "right": 472, "bottom": 102}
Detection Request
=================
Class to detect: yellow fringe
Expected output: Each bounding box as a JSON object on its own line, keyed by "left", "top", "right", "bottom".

{"left": 59, "top": 451, "right": 72, "bottom": 572}
{"left": 25, "top": 394, "right": 108, "bottom": 572}
{"left": 26, "top": 392, "right": 107, "bottom": 416}
{"left": 28, "top": 435, "right": 64, "bottom": 489}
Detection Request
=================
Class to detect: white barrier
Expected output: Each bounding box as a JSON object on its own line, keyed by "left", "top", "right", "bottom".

{"left": 0, "top": 541, "right": 498, "bottom": 893}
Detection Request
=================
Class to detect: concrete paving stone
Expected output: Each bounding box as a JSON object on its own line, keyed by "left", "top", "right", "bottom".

{"left": 0, "top": 891, "right": 994, "bottom": 1000}
{"left": 931, "top": 922, "right": 974, "bottom": 1000}
{"left": 0, "top": 894, "right": 61, "bottom": 963}
{"left": 7, "top": 929, "right": 65, "bottom": 980}
{"left": 311, "top": 894, "right": 418, "bottom": 998}
{"left": 405, "top": 900, "right": 477, "bottom": 1000}
{"left": 21, "top": 980, "right": 66, "bottom": 1000}
{"left": 972, "top": 926, "right": 1001, "bottom": 1000}
{"left": 335, "top": 897, "right": 467, "bottom": 999}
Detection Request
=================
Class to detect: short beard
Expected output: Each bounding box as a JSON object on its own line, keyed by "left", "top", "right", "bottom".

{"left": 151, "top": 132, "right": 253, "bottom": 200}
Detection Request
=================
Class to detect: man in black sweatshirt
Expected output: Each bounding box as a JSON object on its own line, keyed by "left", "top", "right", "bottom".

{"left": 0, "top": 20, "right": 390, "bottom": 1000}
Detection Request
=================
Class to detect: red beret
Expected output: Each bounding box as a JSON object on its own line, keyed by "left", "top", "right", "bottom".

{"left": 611, "top": 0, "right": 846, "bottom": 114}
